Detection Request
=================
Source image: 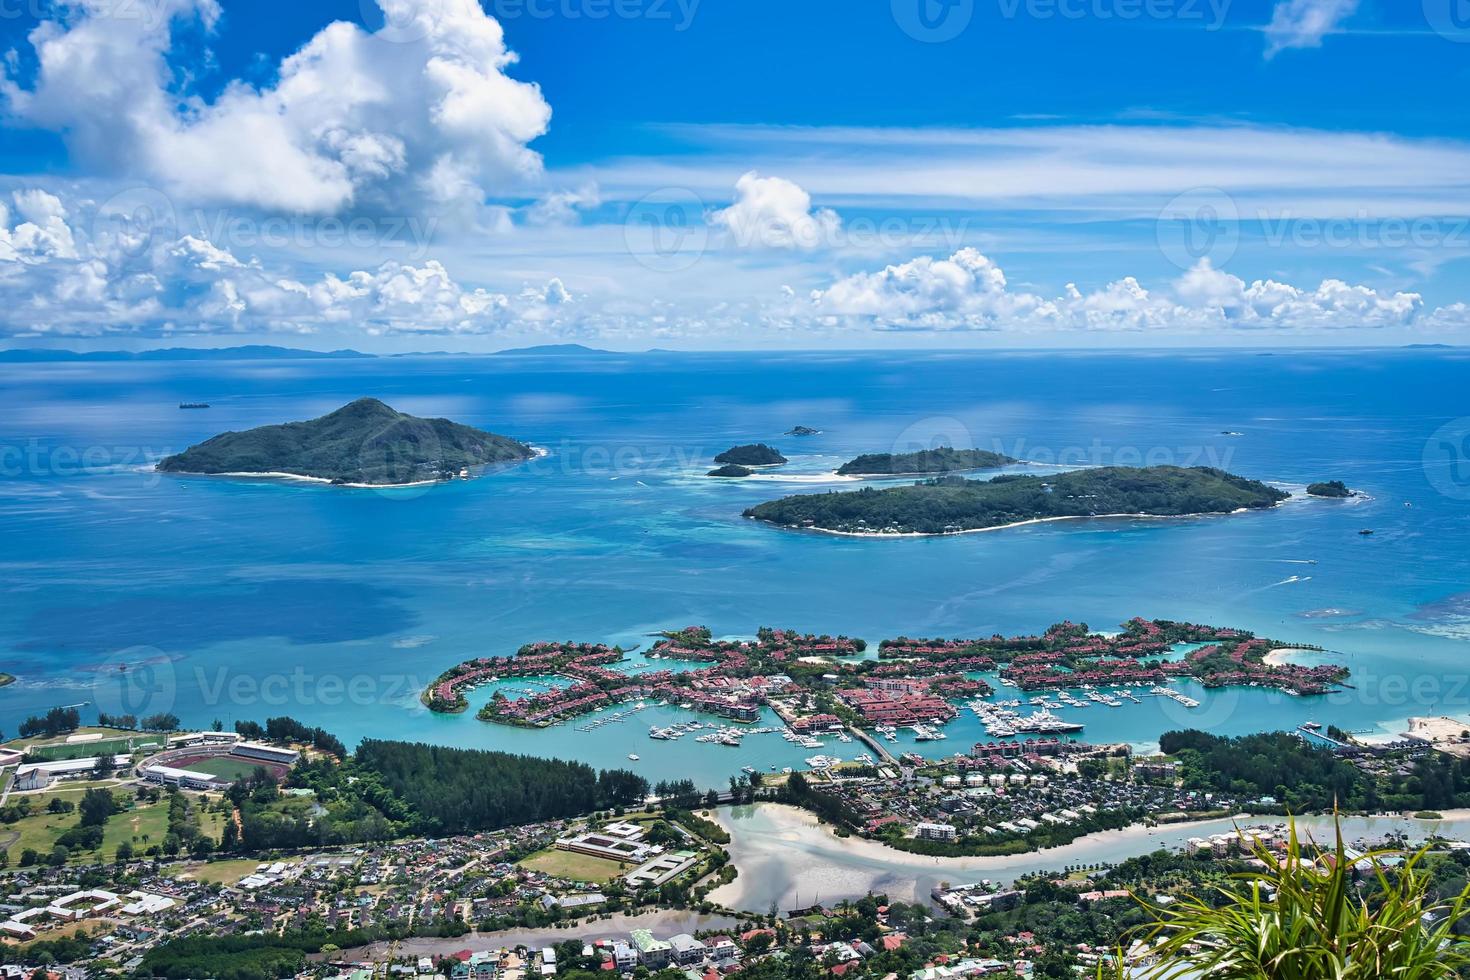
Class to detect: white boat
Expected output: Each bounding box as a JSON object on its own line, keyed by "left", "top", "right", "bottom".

{"left": 628, "top": 754, "right": 639, "bottom": 761}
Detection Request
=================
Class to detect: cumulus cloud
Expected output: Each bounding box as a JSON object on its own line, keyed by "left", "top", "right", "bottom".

{"left": 1, "top": 0, "right": 551, "bottom": 216}
{"left": 0, "top": 190, "right": 79, "bottom": 263}
{"left": 708, "top": 172, "right": 840, "bottom": 249}
{"left": 810, "top": 249, "right": 1423, "bottom": 332}
{"left": 0, "top": 187, "right": 572, "bottom": 337}
{"left": 1264, "top": 0, "right": 1358, "bottom": 58}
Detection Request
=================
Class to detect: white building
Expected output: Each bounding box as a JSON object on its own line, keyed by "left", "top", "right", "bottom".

{"left": 14, "top": 755, "right": 131, "bottom": 791}
{"left": 914, "top": 822, "right": 957, "bottom": 842}
{"left": 139, "top": 763, "right": 229, "bottom": 791}
{"left": 232, "top": 741, "right": 300, "bottom": 765}
{"left": 668, "top": 933, "right": 707, "bottom": 965}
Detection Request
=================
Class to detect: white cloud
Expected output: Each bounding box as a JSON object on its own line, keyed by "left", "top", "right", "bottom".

{"left": 708, "top": 171, "right": 840, "bottom": 249}
{"left": 0, "top": 190, "right": 79, "bottom": 263}
{"left": 580, "top": 123, "right": 1470, "bottom": 221}
{"left": 525, "top": 184, "right": 602, "bottom": 226}
{"left": 0, "top": 187, "right": 573, "bottom": 336}
{"left": 810, "top": 249, "right": 1422, "bottom": 332}
{"left": 1264, "top": 0, "right": 1358, "bottom": 58}
{"left": 2, "top": 0, "right": 551, "bottom": 217}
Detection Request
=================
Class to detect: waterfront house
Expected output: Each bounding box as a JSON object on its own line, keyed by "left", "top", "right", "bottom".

{"left": 668, "top": 933, "right": 707, "bottom": 965}
{"left": 630, "top": 930, "right": 671, "bottom": 968}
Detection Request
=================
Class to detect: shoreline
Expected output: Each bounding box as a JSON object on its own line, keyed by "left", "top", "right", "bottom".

{"left": 1263, "top": 646, "right": 1315, "bottom": 666}
{"left": 717, "top": 802, "right": 1470, "bottom": 870}
{"left": 748, "top": 506, "right": 1275, "bottom": 539}
{"left": 157, "top": 446, "right": 549, "bottom": 489}
{"left": 709, "top": 803, "right": 1470, "bottom": 909}
{"left": 841, "top": 460, "right": 1037, "bottom": 480}
{"left": 712, "top": 803, "right": 1251, "bottom": 871}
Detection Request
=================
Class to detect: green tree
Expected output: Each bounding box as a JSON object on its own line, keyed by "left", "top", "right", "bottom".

{"left": 79, "top": 787, "right": 116, "bottom": 827}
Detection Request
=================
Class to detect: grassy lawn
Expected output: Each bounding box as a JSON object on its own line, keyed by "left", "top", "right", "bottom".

{"left": 14, "top": 917, "right": 113, "bottom": 948}
{"left": 518, "top": 848, "right": 628, "bottom": 883}
{"left": 1, "top": 790, "right": 175, "bottom": 864}
{"left": 173, "top": 857, "right": 261, "bottom": 886}
{"left": 197, "top": 802, "right": 227, "bottom": 843}
{"left": 3, "top": 726, "right": 157, "bottom": 757}
{"left": 22, "top": 736, "right": 153, "bottom": 761}
{"left": 186, "top": 757, "right": 262, "bottom": 781}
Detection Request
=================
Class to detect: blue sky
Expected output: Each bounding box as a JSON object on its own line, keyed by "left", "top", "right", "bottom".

{"left": 0, "top": 0, "right": 1467, "bottom": 350}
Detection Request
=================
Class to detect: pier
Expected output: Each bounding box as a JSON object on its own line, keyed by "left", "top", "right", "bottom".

{"left": 1296, "top": 725, "right": 1359, "bottom": 755}
{"left": 850, "top": 726, "right": 897, "bottom": 766}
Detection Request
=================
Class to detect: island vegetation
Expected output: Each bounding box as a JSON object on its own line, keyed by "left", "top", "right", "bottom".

{"left": 835, "top": 446, "right": 1017, "bottom": 476}
{"left": 1307, "top": 479, "right": 1355, "bottom": 497}
{"left": 156, "top": 397, "right": 534, "bottom": 486}
{"left": 714, "top": 443, "right": 787, "bottom": 466}
{"left": 745, "top": 465, "right": 1289, "bottom": 535}
{"left": 786, "top": 425, "right": 821, "bottom": 436}
{"left": 708, "top": 463, "right": 754, "bottom": 477}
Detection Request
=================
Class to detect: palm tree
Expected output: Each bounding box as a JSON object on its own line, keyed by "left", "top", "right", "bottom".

{"left": 1106, "top": 818, "right": 1470, "bottom": 979}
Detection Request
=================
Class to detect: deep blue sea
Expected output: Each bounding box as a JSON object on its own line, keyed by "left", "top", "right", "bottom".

{"left": 3, "top": 348, "right": 1469, "bottom": 787}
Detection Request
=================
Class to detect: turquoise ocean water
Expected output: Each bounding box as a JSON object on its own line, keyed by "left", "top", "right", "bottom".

{"left": 2, "top": 348, "right": 1469, "bottom": 787}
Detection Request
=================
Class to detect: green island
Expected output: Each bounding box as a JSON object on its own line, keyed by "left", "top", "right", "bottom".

{"left": 745, "top": 464, "right": 1290, "bottom": 535}
{"left": 835, "top": 446, "right": 1018, "bottom": 476}
{"left": 714, "top": 443, "right": 787, "bottom": 466}
{"left": 708, "top": 463, "right": 754, "bottom": 478}
{"left": 786, "top": 425, "right": 821, "bottom": 436}
{"left": 1307, "top": 479, "right": 1355, "bottom": 497}
{"left": 155, "top": 397, "right": 534, "bottom": 486}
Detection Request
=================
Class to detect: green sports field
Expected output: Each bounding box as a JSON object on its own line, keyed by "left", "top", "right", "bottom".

{"left": 181, "top": 757, "right": 265, "bottom": 781}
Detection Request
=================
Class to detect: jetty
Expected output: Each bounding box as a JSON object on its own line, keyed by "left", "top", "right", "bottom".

{"left": 850, "top": 725, "right": 897, "bottom": 765}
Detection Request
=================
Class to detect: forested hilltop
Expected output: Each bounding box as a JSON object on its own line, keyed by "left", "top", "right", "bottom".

{"left": 745, "top": 465, "right": 1289, "bottom": 535}
{"left": 223, "top": 735, "right": 650, "bottom": 851}
{"left": 836, "top": 446, "right": 1017, "bottom": 475}
{"left": 157, "top": 397, "right": 534, "bottom": 485}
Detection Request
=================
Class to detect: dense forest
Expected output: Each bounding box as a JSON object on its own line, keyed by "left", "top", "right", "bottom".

{"left": 714, "top": 443, "right": 787, "bottom": 466}
{"left": 354, "top": 739, "right": 649, "bottom": 835}
{"left": 1159, "top": 729, "right": 1470, "bottom": 813}
{"left": 835, "top": 446, "right": 1017, "bottom": 475}
{"left": 1306, "top": 479, "right": 1354, "bottom": 497}
{"left": 217, "top": 735, "right": 651, "bottom": 850}
{"left": 156, "top": 397, "right": 533, "bottom": 485}
{"left": 1161, "top": 729, "right": 1368, "bottom": 810}
{"left": 140, "top": 926, "right": 414, "bottom": 980}
{"left": 746, "top": 465, "right": 1290, "bottom": 534}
